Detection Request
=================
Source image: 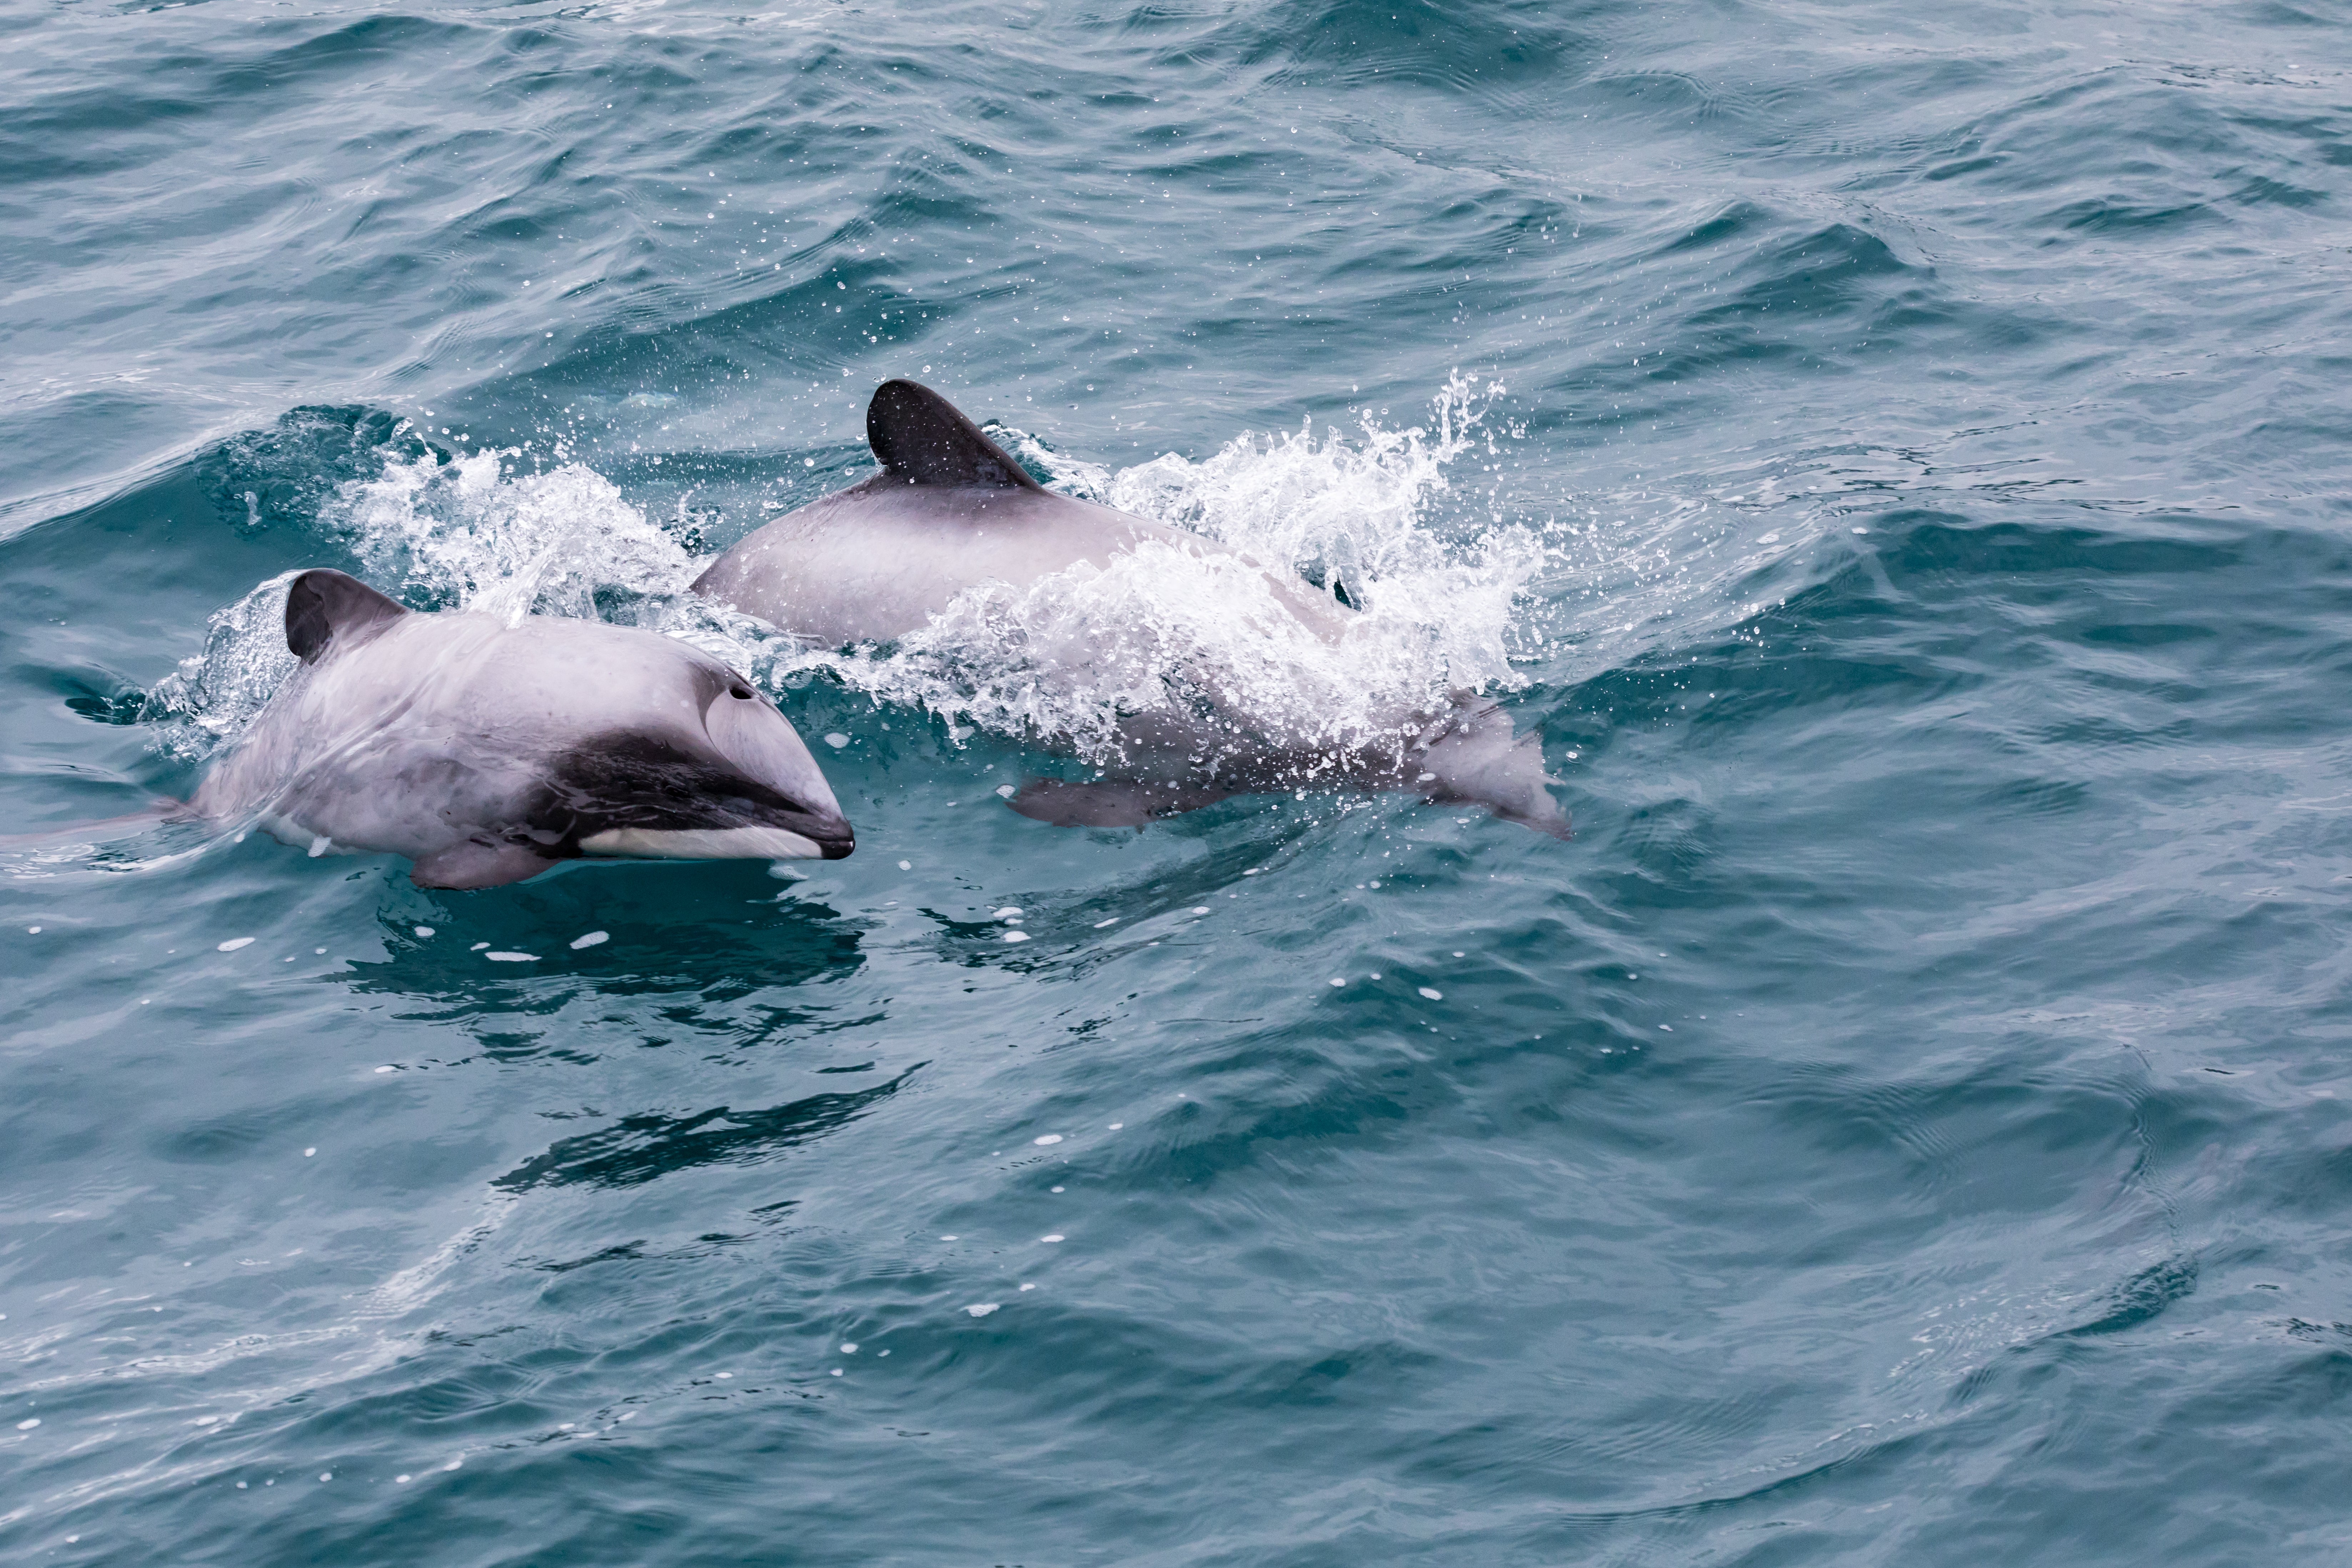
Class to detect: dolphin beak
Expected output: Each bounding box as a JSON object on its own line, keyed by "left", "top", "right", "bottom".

{"left": 811, "top": 814, "right": 855, "bottom": 860}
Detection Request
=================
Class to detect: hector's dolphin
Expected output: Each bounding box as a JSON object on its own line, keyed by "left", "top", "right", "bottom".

{"left": 190, "top": 569, "right": 854, "bottom": 888}
{"left": 693, "top": 380, "right": 1564, "bottom": 835}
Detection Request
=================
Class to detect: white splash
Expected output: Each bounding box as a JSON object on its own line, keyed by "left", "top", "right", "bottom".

{"left": 318, "top": 444, "right": 698, "bottom": 624}
{"left": 809, "top": 375, "right": 1542, "bottom": 768}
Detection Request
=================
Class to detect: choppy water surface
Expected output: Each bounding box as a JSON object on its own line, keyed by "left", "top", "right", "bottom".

{"left": 7, "top": 0, "right": 2352, "bottom": 1561}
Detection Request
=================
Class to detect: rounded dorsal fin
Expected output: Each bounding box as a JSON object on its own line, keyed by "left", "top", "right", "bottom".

{"left": 865, "top": 379, "right": 1045, "bottom": 492}
{"left": 285, "top": 568, "right": 408, "bottom": 664}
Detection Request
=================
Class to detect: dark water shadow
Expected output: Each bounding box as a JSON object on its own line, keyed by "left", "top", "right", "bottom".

{"left": 336, "top": 860, "right": 868, "bottom": 1058}
{"left": 493, "top": 1062, "right": 920, "bottom": 1192}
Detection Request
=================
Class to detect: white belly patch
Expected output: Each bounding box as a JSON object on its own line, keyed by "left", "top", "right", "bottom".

{"left": 579, "top": 825, "right": 824, "bottom": 861}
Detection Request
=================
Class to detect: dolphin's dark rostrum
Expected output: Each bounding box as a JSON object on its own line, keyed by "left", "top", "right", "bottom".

{"left": 693, "top": 380, "right": 1565, "bottom": 835}
{"left": 190, "top": 569, "right": 853, "bottom": 888}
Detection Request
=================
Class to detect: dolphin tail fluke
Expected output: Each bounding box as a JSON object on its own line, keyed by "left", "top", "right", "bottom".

{"left": 1416, "top": 706, "right": 1571, "bottom": 840}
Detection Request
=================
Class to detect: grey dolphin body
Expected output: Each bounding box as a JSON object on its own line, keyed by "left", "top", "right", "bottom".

{"left": 692, "top": 380, "right": 1565, "bottom": 834}
{"left": 191, "top": 569, "right": 854, "bottom": 888}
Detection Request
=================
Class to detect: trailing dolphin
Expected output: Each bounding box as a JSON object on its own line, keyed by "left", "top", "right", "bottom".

{"left": 186, "top": 569, "right": 853, "bottom": 888}
{"left": 692, "top": 380, "right": 1565, "bottom": 835}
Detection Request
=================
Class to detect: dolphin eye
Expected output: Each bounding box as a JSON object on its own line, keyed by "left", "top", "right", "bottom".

{"left": 729, "top": 683, "right": 755, "bottom": 700}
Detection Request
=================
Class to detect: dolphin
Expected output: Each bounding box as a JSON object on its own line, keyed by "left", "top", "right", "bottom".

{"left": 692, "top": 380, "right": 1565, "bottom": 835}
{"left": 186, "top": 569, "right": 854, "bottom": 888}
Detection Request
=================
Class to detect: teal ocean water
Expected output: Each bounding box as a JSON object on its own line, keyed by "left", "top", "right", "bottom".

{"left": 7, "top": 0, "right": 2352, "bottom": 1561}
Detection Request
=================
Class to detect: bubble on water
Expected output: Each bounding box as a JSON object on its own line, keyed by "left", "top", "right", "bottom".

{"left": 1040, "top": 1234, "right": 1064, "bottom": 1243}
{"left": 414, "top": 927, "right": 434, "bottom": 938}
{"left": 898, "top": 860, "right": 912, "bottom": 871}
{"left": 570, "top": 931, "right": 609, "bottom": 949}
{"left": 471, "top": 941, "right": 490, "bottom": 951}
{"left": 1190, "top": 906, "right": 1210, "bottom": 915}
{"left": 1330, "top": 978, "right": 1345, "bottom": 987}
{"left": 396, "top": 1474, "right": 411, "bottom": 1484}
{"left": 1419, "top": 987, "right": 1443, "bottom": 1000}
{"left": 16, "top": 1418, "right": 39, "bottom": 1429}
{"left": 485, "top": 952, "right": 538, "bottom": 963}
{"left": 965, "top": 1302, "right": 1000, "bottom": 1317}
{"left": 304, "top": 1147, "right": 316, "bottom": 1157}
{"left": 1002, "top": 930, "right": 1031, "bottom": 943}
{"left": 824, "top": 733, "right": 849, "bottom": 748}
{"left": 840, "top": 1343, "right": 858, "bottom": 1354}
{"left": 1093, "top": 917, "right": 1118, "bottom": 928}
{"left": 1034, "top": 1134, "right": 1062, "bottom": 1145}
{"left": 217, "top": 937, "right": 255, "bottom": 952}
{"left": 1108, "top": 1122, "right": 1123, "bottom": 1130}
{"left": 993, "top": 908, "right": 1023, "bottom": 919}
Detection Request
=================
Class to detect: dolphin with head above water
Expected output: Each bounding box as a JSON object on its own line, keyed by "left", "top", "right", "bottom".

{"left": 189, "top": 569, "right": 854, "bottom": 888}
{"left": 692, "top": 380, "right": 1565, "bottom": 835}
